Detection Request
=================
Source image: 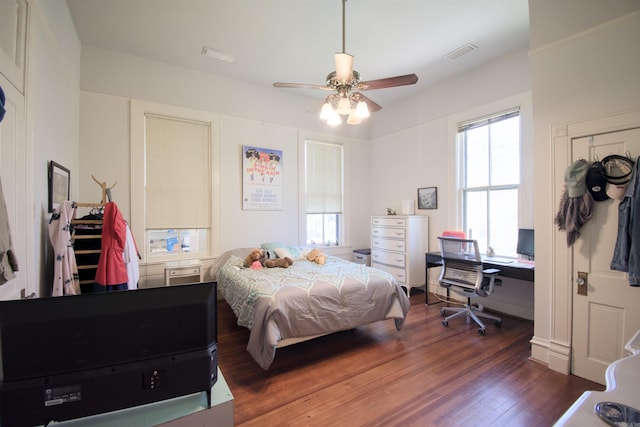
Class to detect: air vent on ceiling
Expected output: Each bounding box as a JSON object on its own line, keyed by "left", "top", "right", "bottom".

{"left": 201, "top": 46, "right": 234, "bottom": 63}
{"left": 444, "top": 43, "right": 478, "bottom": 61}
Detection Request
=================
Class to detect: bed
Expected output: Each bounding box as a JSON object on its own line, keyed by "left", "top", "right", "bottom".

{"left": 213, "top": 247, "right": 411, "bottom": 370}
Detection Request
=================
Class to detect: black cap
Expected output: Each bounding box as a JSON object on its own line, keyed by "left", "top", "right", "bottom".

{"left": 586, "top": 161, "right": 609, "bottom": 202}
{"left": 0, "top": 85, "right": 5, "bottom": 123}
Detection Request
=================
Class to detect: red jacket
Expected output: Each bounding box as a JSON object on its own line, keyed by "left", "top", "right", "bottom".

{"left": 95, "top": 202, "right": 128, "bottom": 286}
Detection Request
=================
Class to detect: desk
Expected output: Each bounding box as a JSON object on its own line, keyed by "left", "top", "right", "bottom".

{"left": 425, "top": 252, "right": 535, "bottom": 305}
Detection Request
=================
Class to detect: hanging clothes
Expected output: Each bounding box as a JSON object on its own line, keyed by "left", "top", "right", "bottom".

{"left": 94, "top": 202, "right": 128, "bottom": 288}
{"left": 0, "top": 175, "right": 18, "bottom": 285}
{"left": 124, "top": 224, "right": 140, "bottom": 290}
{"left": 610, "top": 157, "right": 640, "bottom": 286}
{"left": 555, "top": 159, "right": 594, "bottom": 246}
{"left": 48, "top": 201, "right": 80, "bottom": 296}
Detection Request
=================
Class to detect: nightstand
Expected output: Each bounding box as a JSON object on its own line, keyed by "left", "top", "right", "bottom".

{"left": 164, "top": 260, "right": 203, "bottom": 286}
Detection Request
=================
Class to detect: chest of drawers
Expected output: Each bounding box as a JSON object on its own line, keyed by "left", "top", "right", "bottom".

{"left": 371, "top": 215, "right": 429, "bottom": 297}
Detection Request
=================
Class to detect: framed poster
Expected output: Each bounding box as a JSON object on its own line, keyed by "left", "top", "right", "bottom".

{"left": 417, "top": 187, "right": 437, "bottom": 210}
{"left": 48, "top": 161, "right": 70, "bottom": 213}
{"left": 242, "top": 145, "right": 283, "bottom": 210}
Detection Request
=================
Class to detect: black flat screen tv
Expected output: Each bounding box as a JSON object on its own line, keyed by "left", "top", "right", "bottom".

{"left": 516, "top": 228, "right": 535, "bottom": 260}
{"left": 0, "top": 282, "right": 217, "bottom": 427}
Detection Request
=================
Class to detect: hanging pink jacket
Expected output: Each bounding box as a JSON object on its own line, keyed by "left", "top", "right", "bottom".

{"left": 95, "top": 202, "right": 128, "bottom": 286}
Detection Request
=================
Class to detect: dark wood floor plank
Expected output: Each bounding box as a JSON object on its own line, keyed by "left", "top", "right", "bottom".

{"left": 218, "top": 292, "right": 603, "bottom": 426}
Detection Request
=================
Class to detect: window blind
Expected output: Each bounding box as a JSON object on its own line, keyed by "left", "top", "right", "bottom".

{"left": 305, "top": 140, "right": 343, "bottom": 213}
{"left": 145, "top": 114, "right": 211, "bottom": 229}
{"left": 457, "top": 107, "right": 520, "bottom": 132}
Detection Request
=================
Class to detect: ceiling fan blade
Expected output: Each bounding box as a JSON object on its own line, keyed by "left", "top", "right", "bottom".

{"left": 306, "top": 99, "right": 326, "bottom": 114}
{"left": 354, "top": 93, "right": 382, "bottom": 112}
{"left": 335, "top": 52, "right": 354, "bottom": 83}
{"left": 273, "top": 82, "right": 333, "bottom": 91}
{"left": 358, "top": 74, "right": 418, "bottom": 91}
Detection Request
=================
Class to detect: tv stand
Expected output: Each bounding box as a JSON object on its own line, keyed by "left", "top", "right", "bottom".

{"left": 46, "top": 368, "right": 234, "bottom": 427}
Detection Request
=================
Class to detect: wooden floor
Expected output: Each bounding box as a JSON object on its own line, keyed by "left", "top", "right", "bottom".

{"left": 217, "top": 291, "right": 603, "bottom": 427}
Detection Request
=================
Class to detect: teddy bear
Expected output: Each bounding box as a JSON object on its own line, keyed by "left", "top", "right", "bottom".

{"left": 244, "top": 248, "right": 266, "bottom": 269}
{"left": 264, "top": 256, "right": 293, "bottom": 268}
{"left": 306, "top": 248, "right": 326, "bottom": 265}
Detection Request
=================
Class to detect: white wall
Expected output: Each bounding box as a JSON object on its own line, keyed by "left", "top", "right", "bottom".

{"left": 369, "top": 48, "right": 534, "bottom": 319}
{"left": 76, "top": 47, "right": 374, "bottom": 257}
{"left": 529, "top": 5, "right": 640, "bottom": 368}
{"left": 26, "top": 0, "right": 81, "bottom": 295}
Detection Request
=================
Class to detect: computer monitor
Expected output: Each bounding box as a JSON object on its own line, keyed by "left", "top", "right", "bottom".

{"left": 516, "top": 228, "right": 535, "bottom": 260}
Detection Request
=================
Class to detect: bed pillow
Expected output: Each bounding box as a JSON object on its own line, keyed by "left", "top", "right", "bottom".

{"left": 261, "top": 242, "right": 284, "bottom": 259}
{"left": 274, "top": 246, "right": 305, "bottom": 261}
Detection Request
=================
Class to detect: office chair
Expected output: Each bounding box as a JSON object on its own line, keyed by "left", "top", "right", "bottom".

{"left": 437, "top": 237, "right": 502, "bottom": 335}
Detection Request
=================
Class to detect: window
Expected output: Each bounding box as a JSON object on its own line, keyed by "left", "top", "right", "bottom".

{"left": 144, "top": 114, "right": 211, "bottom": 258}
{"left": 459, "top": 109, "right": 520, "bottom": 256}
{"left": 131, "top": 100, "right": 220, "bottom": 263}
{"left": 305, "top": 140, "right": 343, "bottom": 246}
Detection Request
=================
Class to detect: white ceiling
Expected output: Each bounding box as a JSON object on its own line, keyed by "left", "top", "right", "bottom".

{"left": 65, "top": 0, "right": 530, "bottom": 110}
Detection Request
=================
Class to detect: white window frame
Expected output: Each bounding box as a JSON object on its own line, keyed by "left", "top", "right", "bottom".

{"left": 458, "top": 108, "right": 521, "bottom": 255}
{"left": 130, "top": 100, "right": 221, "bottom": 263}
{"left": 446, "top": 92, "right": 534, "bottom": 258}
{"left": 298, "top": 132, "right": 350, "bottom": 248}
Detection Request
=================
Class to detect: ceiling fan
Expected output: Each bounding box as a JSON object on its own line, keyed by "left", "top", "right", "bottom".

{"left": 273, "top": 0, "right": 418, "bottom": 125}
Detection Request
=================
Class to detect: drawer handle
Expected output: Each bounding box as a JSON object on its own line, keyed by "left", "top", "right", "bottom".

{"left": 395, "top": 245, "right": 403, "bottom": 249}
{"left": 372, "top": 230, "right": 379, "bottom": 234}
{"left": 395, "top": 232, "right": 403, "bottom": 236}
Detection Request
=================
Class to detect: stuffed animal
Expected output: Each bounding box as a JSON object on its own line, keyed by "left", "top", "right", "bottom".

{"left": 245, "top": 248, "right": 266, "bottom": 269}
{"left": 306, "top": 248, "right": 326, "bottom": 265}
{"left": 264, "top": 257, "right": 293, "bottom": 268}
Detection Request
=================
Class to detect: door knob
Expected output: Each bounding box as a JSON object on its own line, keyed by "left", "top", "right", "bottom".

{"left": 577, "top": 271, "right": 588, "bottom": 296}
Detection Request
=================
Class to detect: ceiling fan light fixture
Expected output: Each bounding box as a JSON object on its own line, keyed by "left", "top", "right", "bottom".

{"left": 354, "top": 100, "right": 370, "bottom": 118}
{"left": 320, "top": 101, "right": 335, "bottom": 120}
{"left": 327, "top": 112, "right": 342, "bottom": 126}
{"left": 335, "top": 52, "right": 354, "bottom": 83}
{"left": 336, "top": 96, "right": 351, "bottom": 115}
{"left": 346, "top": 112, "right": 361, "bottom": 125}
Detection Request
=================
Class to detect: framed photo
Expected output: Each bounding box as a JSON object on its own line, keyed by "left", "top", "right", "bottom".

{"left": 48, "top": 161, "right": 70, "bottom": 213}
{"left": 417, "top": 187, "right": 437, "bottom": 210}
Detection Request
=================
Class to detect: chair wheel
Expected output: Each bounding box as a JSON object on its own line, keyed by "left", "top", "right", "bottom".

{"left": 478, "top": 329, "right": 486, "bottom": 336}
{"left": 495, "top": 321, "right": 502, "bottom": 328}
{"left": 442, "top": 320, "right": 448, "bottom": 327}
{"left": 440, "top": 308, "right": 446, "bottom": 317}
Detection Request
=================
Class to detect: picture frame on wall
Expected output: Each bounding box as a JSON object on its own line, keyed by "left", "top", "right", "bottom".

{"left": 48, "top": 161, "right": 70, "bottom": 213}
{"left": 242, "top": 145, "right": 283, "bottom": 211}
{"left": 417, "top": 187, "right": 437, "bottom": 210}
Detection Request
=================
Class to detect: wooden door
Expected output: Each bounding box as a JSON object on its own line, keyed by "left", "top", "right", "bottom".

{"left": 0, "top": 74, "right": 29, "bottom": 300}
{"left": 572, "top": 127, "right": 640, "bottom": 384}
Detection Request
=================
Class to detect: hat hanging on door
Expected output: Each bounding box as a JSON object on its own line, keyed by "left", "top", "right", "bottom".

{"left": 606, "top": 182, "right": 630, "bottom": 200}
{"left": 585, "top": 161, "right": 609, "bottom": 201}
{"left": 564, "top": 159, "right": 590, "bottom": 198}
{"left": 0, "top": 85, "right": 6, "bottom": 123}
{"left": 601, "top": 155, "right": 635, "bottom": 185}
